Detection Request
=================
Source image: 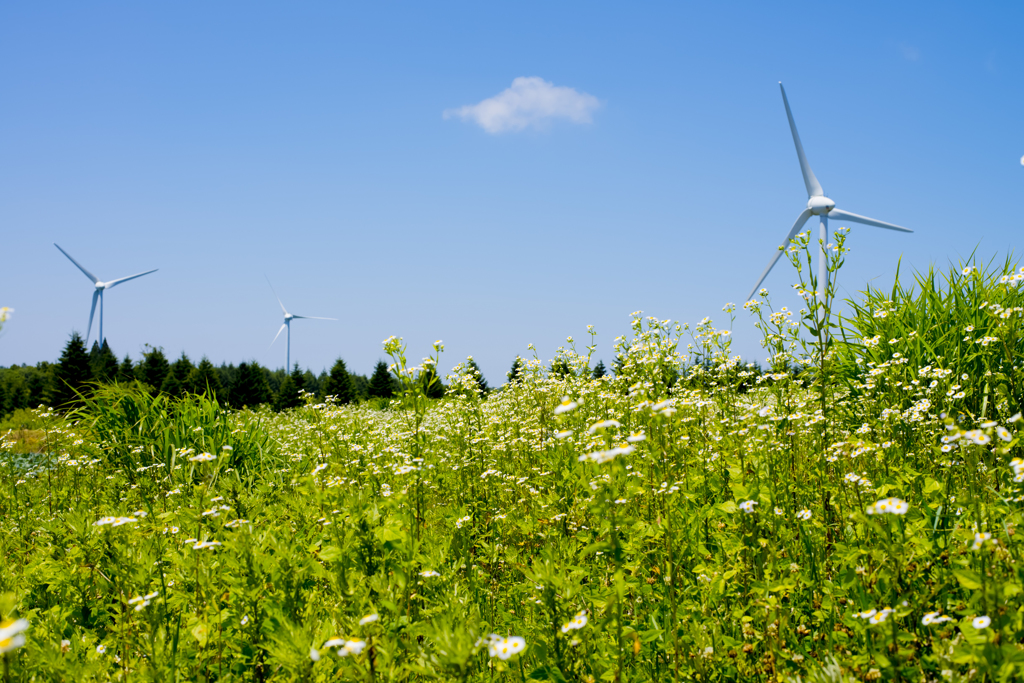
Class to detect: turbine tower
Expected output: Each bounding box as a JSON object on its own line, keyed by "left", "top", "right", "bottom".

{"left": 746, "top": 83, "right": 913, "bottom": 302}
{"left": 267, "top": 277, "right": 336, "bottom": 370}
{"left": 54, "top": 243, "right": 158, "bottom": 345}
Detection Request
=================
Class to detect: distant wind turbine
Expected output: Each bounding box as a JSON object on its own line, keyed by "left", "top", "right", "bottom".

{"left": 746, "top": 83, "right": 913, "bottom": 302}
{"left": 266, "top": 277, "right": 337, "bottom": 370}
{"left": 54, "top": 243, "right": 158, "bottom": 345}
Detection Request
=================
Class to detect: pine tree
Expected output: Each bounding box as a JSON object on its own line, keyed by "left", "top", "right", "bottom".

{"left": 53, "top": 333, "right": 93, "bottom": 408}
{"left": 550, "top": 360, "right": 572, "bottom": 378}
{"left": 290, "top": 364, "right": 306, "bottom": 393}
{"left": 465, "top": 357, "right": 489, "bottom": 395}
{"left": 161, "top": 353, "right": 195, "bottom": 397}
{"left": 592, "top": 360, "right": 607, "bottom": 379}
{"left": 368, "top": 360, "right": 395, "bottom": 399}
{"left": 420, "top": 365, "right": 445, "bottom": 399}
{"left": 274, "top": 364, "right": 306, "bottom": 411}
{"left": 117, "top": 355, "right": 135, "bottom": 383}
{"left": 28, "top": 363, "right": 53, "bottom": 407}
{"left": 187, "top": 357, "right": 222, "bottom": 397}
{"left": 231, "top": 361, "right": 273, "bottom": 408}
{"left": 507, "top": 356, "right": 525, "bottom": 384}
{"left": 89, "top": 340, "right": 119, "bottom": 383}
{"left": 323, "top": 358, "right": 354, "bottom": 404}
{"left": 139, "top": 346, "right": 170, "bottom": 393}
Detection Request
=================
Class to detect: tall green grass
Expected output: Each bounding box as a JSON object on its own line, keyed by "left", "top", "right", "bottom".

{"left": 1, "top": 240, "right": 1023, "bottom": 682}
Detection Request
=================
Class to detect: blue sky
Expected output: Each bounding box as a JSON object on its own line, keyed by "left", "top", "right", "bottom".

{"left": 2, "top": 1, "right": 1021, "bottom": 383}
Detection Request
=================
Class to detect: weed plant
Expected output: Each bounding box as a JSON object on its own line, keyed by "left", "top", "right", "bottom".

{"left": 1, "top": 235, "right": 1023, "bottom": 681}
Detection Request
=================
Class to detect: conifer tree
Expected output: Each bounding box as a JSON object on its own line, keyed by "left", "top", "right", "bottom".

{"left": 323, "top": 358, "right": 354, "bottom": 404}
{"left": 117, "top": 355, "right": 135, "bottom": 383}
{"left": 188, "top": 357, "right": 222, "bottom": 397}
{"left": 89, "top": 340, "right": 119, "bottom": 383}
{"left": 592, "top": 360, "right": 607, "bottom": 379}
{"left": 274, "top": 364, "right": 306, "bottom": 411}
{"left": 507, "top": 356, "right": 525, "bottom": 384}
{"left": 161, "top": 353, "right": 195, "bottom": 397}
{"left": 274, "top": 375, "right": 297, "bottom": 411}
{"left": 368, "top": 360, "right": 395, "bottom": 399}
{"left": 550, "top": 360, "right": 572, "bottom": 378}
{"left": 420, "top": 365, "right": 445, "bottom": 399}
{"left": 139, "top": 345, "right": 170, "bottom": 393}
{"left": 231, "top": 361, "right": 272, "bottom": 408}
{"left": 53, "top": 333, "right": 93, "bottom": 408}
{"left": 465, "top": 357, "right": 489, "bottom": 395}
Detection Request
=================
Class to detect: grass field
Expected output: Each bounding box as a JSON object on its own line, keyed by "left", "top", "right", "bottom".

{"left": 2, "top": 242, "right": 1024, "bottom": 682}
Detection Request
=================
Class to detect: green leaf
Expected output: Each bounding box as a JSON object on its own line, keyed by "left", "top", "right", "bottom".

{"left": 528, "top": 665, "right": 568, "bottom": 683}
{"left": 319, "top": 545, "right": 342, "bottom": 562}
{"left": 952, "top": 568, "right": 983, "bottom": 590}
{"left": 191, "top": 622, "right": 208, "bottom": 648}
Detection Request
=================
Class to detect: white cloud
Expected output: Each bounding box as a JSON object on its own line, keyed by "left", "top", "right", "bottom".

{"left": 444, "top": 77, "right": 600, "bottom": 134}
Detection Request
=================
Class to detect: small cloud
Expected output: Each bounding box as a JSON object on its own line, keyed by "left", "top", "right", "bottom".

{"left": 444, "top": 77, "right": 600, "bottom": 134}
{"left": 900, "top": 44, "right": 920, "bottom": 62}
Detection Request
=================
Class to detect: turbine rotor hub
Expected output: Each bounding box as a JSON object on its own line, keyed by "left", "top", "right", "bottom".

{"left": 807, "top": 196, "right": 835, "bottom": 215}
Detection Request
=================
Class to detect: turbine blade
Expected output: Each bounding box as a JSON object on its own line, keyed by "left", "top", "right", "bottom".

{"left": 104, "top": 268, "right": 159, "bottom": 289}
{"left": 54, "top": 243, "right": 100, "bottom": 284}
{"left": 746, "top": 208, "right": 814, "bottom": 301}
{"left": 779, "top": 83, "right": 824, "bottom": 198}
{"left": 827, "top": 209, "right": 912, "bottom": 233}
{"left": 265, "top": 275, "right": 289, "bottom": 316}
{"left": 86, "top": 290, "right": 99, "bottom": 344}
{"left": 270, "top": 323, "right": 287, "bottom": 347}
{"left": 290, "top": 315, "right": 338, "bottom": 321}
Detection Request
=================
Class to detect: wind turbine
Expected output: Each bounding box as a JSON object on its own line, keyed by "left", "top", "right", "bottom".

{"left": 54, "top": 243, "right": 158, "bottom": 345}
{"left": 266, "top": 277, "right": 337, "bottom": 370}
{"left": 746, "top": 83, "right": 912, "bottom": 302}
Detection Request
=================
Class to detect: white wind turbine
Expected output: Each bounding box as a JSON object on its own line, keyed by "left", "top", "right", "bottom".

{"left": 746, "top": 83, "right": 913, "bottom": 302}
{"left": 54, "top": 243, "right": 159, "bottom": 345}
{"left": 266, "top": 277, "right": 337, "bottom": 370}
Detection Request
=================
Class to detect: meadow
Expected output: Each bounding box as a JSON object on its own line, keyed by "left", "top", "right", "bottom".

{"left": 2, "top": 235, "right": 1024, "bottom": 682}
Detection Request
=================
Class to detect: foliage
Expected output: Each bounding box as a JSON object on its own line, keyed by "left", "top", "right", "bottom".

{"left": 188, "top": 357, "right": 222, "bottom": 398}
{"left": 323, "top": 358, "right": 355, "bottom": 405}
{"left": 52, "top": 332, "right": 92, "bottom": 409}
{"left": 507, "top": 355, "right": 525, "bottom": 384}
{"left": 274, "top": 366, "right": 306, "bottom": 412}
{"left": 369, "top": 360, "right": 396, "bottom": 399}
{"left": 835, "top": 255, "right": 1024, "bottom": 421}
{"left": 230, "top": 361, "right": 273, "bottom": 409}
{"left": 2, "top": 242, "right": 1024, "bottom": 681}
{"left": 138, "top": 345, "right": 170, "bottom": 393}
{"left": 160, "top": 353, "right": 196, "bottom": 398}
{"left": 89, "top": 341, "right": 119, "bottom": 383}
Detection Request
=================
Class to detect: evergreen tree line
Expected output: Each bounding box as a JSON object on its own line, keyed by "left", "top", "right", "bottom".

{"left": 0, "top": 334, "right": 403, "bottom": 414}
{"left": 2, "top": 335, "right": 657, "bottom": 418}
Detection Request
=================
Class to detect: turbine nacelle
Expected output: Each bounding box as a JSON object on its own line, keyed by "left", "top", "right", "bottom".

{"left": 807, "top": 196, "right": 835, "bottom": 215}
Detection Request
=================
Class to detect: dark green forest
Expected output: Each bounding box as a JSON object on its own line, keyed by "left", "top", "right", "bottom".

{"left": 0, "top": 333, "right": 406, "bottom": 418}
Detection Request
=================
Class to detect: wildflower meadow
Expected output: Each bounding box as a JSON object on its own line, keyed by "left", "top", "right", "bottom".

{"left": 3, "top": 235, "right": 1024, "bottom": 682}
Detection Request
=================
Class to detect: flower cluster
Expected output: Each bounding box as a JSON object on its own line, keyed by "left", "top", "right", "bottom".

{"left": 865, "top": 498, "right": 909, "bottom": 515}
{"left": 484, "top": 634, "right": 526, "bottom": 660}
{"left": 560, "top": 611, "right": 588, "bottom": 633}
